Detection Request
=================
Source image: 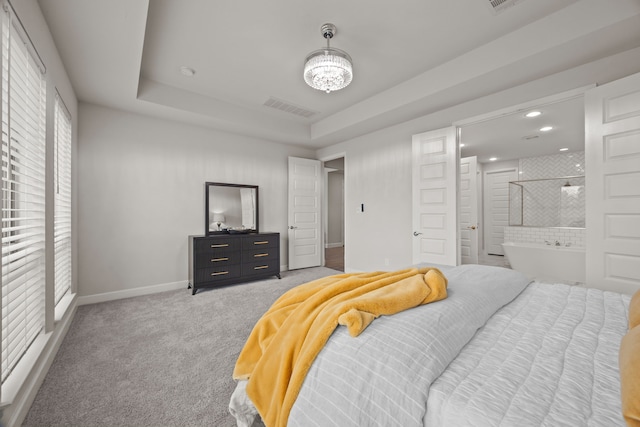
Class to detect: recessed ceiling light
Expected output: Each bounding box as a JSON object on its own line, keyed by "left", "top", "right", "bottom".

{"left": 460, "top": 143, "right": 465, "bottom": 147}
{"left": 180, "top": 66, "right": 196, "bottom": 77}
{"left": 489, "top": 157, "right": 497, "bottom": 161}
{"left": 540, "top": 126, "right": 553, "bottom": 132}
{"left": 559, "top": 148, "right": 569, "bottom": 151}
{"left": 525, "top": 111, "right": 542, "bottom": 118}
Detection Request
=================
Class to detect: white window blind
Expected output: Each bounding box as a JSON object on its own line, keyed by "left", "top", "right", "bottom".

{"left": 1, "top": 4, "right": 47, "bottom": 383}
{"left": 54, "top": 93, "right": 71, "bottom": 305}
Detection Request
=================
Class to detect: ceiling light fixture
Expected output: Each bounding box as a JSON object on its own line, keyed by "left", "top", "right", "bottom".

{"left": 559, "top": 148, "right": 569, "bottom": 151}
{"left": 540, "top": 126, "right": 553, "bottom": 132}
{"left": 303, "top": 23, "right": 353, "bottom": 93}
{"left": 489, "top": 157, "right": 497, "bottom": 161}
{"left": 525, "top": 111, "right": 542, "bottom": 118}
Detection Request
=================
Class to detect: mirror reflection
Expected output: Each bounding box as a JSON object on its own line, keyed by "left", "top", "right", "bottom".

{"left": 206, "top": 182, "right": 258, "bottom": 234}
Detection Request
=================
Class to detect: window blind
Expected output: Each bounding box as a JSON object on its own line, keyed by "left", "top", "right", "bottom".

{"left": 54, "top": 93, "right": 71, "bottom": 305}
{"left": 1, "top": 5, "right": 47, "bottom": 383}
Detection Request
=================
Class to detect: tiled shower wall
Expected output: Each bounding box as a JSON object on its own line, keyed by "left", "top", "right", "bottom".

{"left": 504, "top": 226, "right": 586, "bottom": 248}
{"left": 504, "top": 151, "right": 586, "bottom": 248}
{"left": 515, "top": 151, "right": 586, "bottom": 227}
{"left": 519, "top": 151, "right": 585, "bottom": 180}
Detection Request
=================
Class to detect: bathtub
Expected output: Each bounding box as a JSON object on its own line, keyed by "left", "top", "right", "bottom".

{"left": 502, "top": 241, "right": 585, "bottom": 284}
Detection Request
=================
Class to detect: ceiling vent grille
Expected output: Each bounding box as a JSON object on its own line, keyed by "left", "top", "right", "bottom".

{"left": 263, "top": 97, "right": 318, "bottom": 118}
{"left": 486, "top": 0, "right": 526, "bottom": 15}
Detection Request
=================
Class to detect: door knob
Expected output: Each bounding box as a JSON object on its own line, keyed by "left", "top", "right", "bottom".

{"left": 467, "top": 225, "right": 477, "bottom": 230}
{"left": 288, "top": 226, "right": 298, "bottom": 229}
{"left": 413, "top": 231, "right": 423, "bottom": 236}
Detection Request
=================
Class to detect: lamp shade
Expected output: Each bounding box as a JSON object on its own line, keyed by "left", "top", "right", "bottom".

{"left": 212, "top": 213, "right": 225, "bottom": 223}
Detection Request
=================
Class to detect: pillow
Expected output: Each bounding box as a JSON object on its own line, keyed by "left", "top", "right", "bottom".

{"left": 630, "top": 290, "right": 640, "bottom": 329}
{"left": 620, "top": 325, "right": 640, "bottom": 426}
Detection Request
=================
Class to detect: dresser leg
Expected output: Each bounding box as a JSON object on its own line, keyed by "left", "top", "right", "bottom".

{"left": 276, "top": 274, "right": 281, "bottom": 279}
{"left": 192, "top": 286, "right": 197, "bottom": 295}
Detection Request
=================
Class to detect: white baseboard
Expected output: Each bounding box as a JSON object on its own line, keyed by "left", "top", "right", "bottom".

{"left": 325, "top": 242, "right": 344, "bottom": 249}
{"left": 77, "top": 280, "right": 187, "bottom": 306}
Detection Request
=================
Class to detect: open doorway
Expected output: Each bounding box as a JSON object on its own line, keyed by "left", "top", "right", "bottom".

{"left": 324, "top": 157, "right": 344, "bottom": 271}
{"left": 458, "top": 90, "right": 586, "bottom": 267}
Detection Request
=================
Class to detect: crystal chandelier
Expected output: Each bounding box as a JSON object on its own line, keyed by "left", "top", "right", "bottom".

{"left": 303, "top": 23, "right": 353, "bottom": 93}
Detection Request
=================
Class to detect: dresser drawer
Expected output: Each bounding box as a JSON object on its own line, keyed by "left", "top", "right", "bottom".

{"left": 195, "top": 251, "right": 241, "bottom": 269}
{"left": 195, "top": 264, "right": 241, "bottom": 283}
{"left": 242, "top": 247, "right": 278, "bottom": 263}
{"left": 242, "top": 234, "right": 278, "bottom": 250}
{"left": 242, "top": 259, "right": 279, "bottom": 277}
{"left": 195, "top": 237, "right": 241, "bottom": 253}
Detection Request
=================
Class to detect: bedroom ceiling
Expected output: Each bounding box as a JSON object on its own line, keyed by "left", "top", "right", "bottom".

{"left": 37, "top": 0, "right": 640, "bottom": 149}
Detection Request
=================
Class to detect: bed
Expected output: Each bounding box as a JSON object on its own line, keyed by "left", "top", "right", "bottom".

{"left": 229, "top": 264, "right": 639, "bottom": 427}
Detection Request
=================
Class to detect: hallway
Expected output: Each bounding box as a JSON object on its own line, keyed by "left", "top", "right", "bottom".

{"left": 325, "top": 246, "right": 344, "bottom": 272}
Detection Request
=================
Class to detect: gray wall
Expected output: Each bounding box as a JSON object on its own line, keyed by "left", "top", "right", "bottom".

{"left": 78, "top": 103, "right": 314, "bottom": 297}
{"left": 326, "top": 171, "right": 344, "bottom": 246}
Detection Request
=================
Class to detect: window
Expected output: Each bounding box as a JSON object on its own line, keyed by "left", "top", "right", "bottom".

{"left": 0, "top": 3, "right": 47, "bottom": 383}
{"left": 54, "top": 93, "right": 71, "bottom": 305}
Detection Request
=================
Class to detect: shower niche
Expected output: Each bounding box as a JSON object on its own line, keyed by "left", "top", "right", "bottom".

{"left": 509, "top": 175, "right": 585, "bottom": 228}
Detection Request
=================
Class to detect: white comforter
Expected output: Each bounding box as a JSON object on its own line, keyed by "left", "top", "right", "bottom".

{"left": 287, "top": 264, "right": 531, "bottom": 426}
{"left": 230, "top": 265, "right": 630, "bottom": 427}
{"left": 425, "top": 282, "right": 630, "bottom": 427}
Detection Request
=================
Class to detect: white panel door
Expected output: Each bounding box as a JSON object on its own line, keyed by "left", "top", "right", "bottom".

{"left": 585, "top": 72, "right": 640, "bottom": 294}
{"left": 412, "top": 127, "right": 458, "bottom": 266}
{"left": 460, "top": 156, "right": 479, "bottom": 264}
{"left": 484, "top": 168, "right": 517, "bottom": 255}
{"left": 288, "top": 157, "right": 322, "bottom": 270}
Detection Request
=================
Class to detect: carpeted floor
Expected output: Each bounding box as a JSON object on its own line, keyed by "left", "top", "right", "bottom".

{"left": 22, "top": 267, "right": 340, "bottom": 427}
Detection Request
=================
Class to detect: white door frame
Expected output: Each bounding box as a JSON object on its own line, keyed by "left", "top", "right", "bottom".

{"left": 320, "top": 152, "right": 347, "bottom": 268}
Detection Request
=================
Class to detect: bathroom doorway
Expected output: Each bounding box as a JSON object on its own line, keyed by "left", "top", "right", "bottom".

{"left": 457, "top": 89, "right": 587, "bottom": 267}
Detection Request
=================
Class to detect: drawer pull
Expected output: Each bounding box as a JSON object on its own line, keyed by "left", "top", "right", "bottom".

{"left": 254, "top": 253, "right": 268, "bottom": 258}
{"left": 254, "top": 265, "right": 269, "bottom": 270}
{"left": 253, "top": 241, "right": 269, "bottom": 245}
{"left": 211, "top": 244, "right": 229, "bottom": 248}
{"left": 210, "top": 271, "right": 229, "bottom": 276}
{"left": 211, "top": 257, "right": 229, "bottom": 262}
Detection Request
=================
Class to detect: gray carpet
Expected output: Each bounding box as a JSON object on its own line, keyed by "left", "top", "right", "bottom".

{"left": 22, "top": 267, "right": 340, "bottom": 427}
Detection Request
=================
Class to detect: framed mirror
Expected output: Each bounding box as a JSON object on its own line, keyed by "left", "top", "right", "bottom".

{"left": 205, "top": 182, "right": 259, "bottom": 235}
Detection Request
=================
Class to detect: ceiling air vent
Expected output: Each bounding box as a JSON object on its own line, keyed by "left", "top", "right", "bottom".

{"left": 263, "top": 97, "right": 318, "bottom": 118}
{"left": 486, "top": 0, "right": 526, "bottom": 15}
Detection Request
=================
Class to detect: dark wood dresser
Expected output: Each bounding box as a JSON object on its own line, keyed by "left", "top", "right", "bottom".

{"left": 188, "top": 232, "right": 280, "bottom": 294}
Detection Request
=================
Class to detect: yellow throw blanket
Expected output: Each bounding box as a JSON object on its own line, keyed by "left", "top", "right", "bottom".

{"left": 232, "top": 267, "right": 448, "bottom": 427}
